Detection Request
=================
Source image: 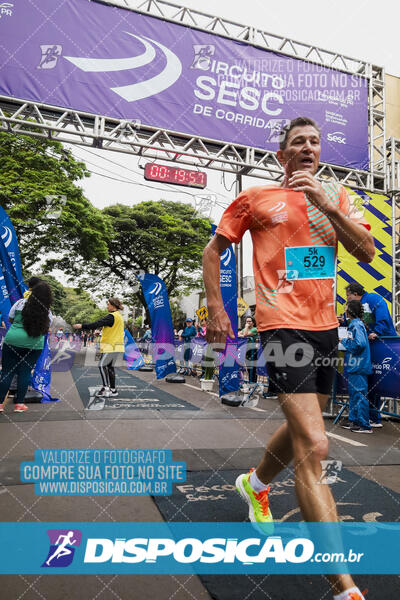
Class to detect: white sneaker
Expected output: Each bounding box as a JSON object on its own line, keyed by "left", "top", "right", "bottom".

{"left": 96, "top": 387, "right": 111, "bottom": 397}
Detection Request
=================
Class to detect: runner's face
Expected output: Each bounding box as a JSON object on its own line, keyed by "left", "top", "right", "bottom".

{"left": 346, "top": 290, "right": 362, "bottom": 302}
{"left": 278, "top": 125, "right": 321, "bottom": 177}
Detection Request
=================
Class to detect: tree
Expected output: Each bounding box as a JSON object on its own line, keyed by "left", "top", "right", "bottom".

{"left": 78, "top": 200, "right": 211, "bottom": 310}
{"left": 32, "top": 273, "right": 67, "bottom": 317}
{"left": 62, "top": 288, "right": 106, "bottom": 327}
{"left": 170, "top": 298, "right": 186, "bottom": 328}
{"left": 0, "top": 132, "right": 112, "bottom": 272}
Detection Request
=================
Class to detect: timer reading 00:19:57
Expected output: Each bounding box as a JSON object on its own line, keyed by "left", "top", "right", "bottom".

{"left": 144, "top": 163, "right": 207, "bottom": 189}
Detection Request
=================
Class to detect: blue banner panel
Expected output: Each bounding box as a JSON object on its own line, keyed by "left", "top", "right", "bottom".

{"left": 139, "top": 273, "right": 176, "bottom": 379}
{"left": 0, "top": 522, "right": 398, "bottom": 574}
{"left": 0, "top": 0, "right": 368, "bottom": 169}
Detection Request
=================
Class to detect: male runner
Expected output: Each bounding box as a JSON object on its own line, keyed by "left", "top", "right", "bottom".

{"left": 202, "top": 117, "right": 374, "bottom": 600}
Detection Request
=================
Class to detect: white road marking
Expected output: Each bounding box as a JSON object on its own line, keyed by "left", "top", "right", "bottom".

{"left": 184, "top": 383, "right": 202, "bottom": 391}
{"left": 326, "top": 431, "right": 366, "bottom": 447}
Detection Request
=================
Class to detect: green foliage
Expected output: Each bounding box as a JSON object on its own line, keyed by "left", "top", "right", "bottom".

{"left": 0, "top": 132, "right": 212, "bottom": 319}
{"left": 203, "top": 345, "right": 216, "bottom": 380}
{"left": 0, "top": 132, "right": 112, "bottom": 272}
{"left": 62, "top": 288, "right": 106, "bottom": 327}
{"left": 23, "top": 272, "right": 67, "bottom": 317}
{"left": 85, "top": 200, "right": 211, "bottom": 304}
{"left": 170, "top": 298, "right": 186, "bottom": 327}
{"left": 134, "top": 315, "right": 143, "bottom": 328}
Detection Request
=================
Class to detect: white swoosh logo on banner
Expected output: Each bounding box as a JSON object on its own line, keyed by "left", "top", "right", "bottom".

{"left": 1, "top": 226, "right": 12, "bottom": 248}
{"left": 149, "top": 282, "right": 162, "bottom": 295}
{"left": 64, "top": 33, "right": 156, "bottom": 72}
{"left": 221, "top": 249, "right": 231, "bottom": 267}
{"left": 65, "top": 32, "right": 182, "bottom": 102}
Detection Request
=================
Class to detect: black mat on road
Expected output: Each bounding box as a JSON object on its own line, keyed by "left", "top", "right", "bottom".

{"left": 72, "top": 367, "right": 199, "bottom": 411}
{"left": 154, "top": 467, "right": 400, "bottom": 600}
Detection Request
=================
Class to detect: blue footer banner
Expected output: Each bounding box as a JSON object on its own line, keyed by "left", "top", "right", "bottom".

{"left": 0, "top": 522, "right": 398, "bottom": 574}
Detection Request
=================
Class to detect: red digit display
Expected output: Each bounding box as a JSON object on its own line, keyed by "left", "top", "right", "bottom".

{"left": 144, "top": 163, "right": 207, "bottom": 189}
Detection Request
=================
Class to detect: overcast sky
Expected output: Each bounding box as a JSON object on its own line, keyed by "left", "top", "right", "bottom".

{"left": 70, "top": 0, "right": 400, "bottom": 278}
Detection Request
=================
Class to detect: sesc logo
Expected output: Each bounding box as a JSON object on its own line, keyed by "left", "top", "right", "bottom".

{"left": 327, "top": 131, "right": 346, "bottom": 144}
{"left": 221, "top": 248, "right": 232, "bottom": 267}
{"left": 1, "top": 226, "right": 13, "bottom": 248}
{"left": 149, "top": 282, "right": 162, "bottom": 296}
{"left": 65, "top": 32, "right": 182, "bottom": 102}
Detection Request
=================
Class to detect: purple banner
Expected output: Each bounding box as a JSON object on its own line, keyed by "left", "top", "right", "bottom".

{"left": 0, "top": 0, "right": 368, "bottom": 170}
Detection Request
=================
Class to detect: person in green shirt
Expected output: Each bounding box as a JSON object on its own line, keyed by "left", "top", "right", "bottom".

{"left": 0, "top": 282, "right": 53, "bottom": 413}
{"left": 238, "top": 316, "right": 258, "bottom": 383}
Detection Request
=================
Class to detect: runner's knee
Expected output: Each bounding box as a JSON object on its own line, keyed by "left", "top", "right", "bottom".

{"left": 293, "top": 432, "right": 329, "bottom": 464}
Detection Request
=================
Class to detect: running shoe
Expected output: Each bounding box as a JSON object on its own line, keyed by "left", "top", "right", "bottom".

{"left": 347, "top": 589, "right": 368, "bottom": 600}
{"left": 236, "top": 469, "right": 274, "bottom": 534}
{"left": 0, "top": 404, "right": 3, "bottom": 413}
{"left": 350, "top": 426, "right": 373, "bottom": 434}
{"left": 369, "top": 421, "right": 383, "bottom": 428}
{"left": 109, "top": 389, "right": 118, "bottom": 397}
{"left": 340, "top": 420, "right": 354, "bottom": 430}
{"left": 14, "top": 404, "right": 28, "bottom": 413}
{"left": 96, "top": 387, "right": 111, "bottom": 397}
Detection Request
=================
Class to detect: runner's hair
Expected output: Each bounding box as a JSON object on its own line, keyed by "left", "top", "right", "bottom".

{"left": 345, "top": 281, "right": 365, "bottom": 296}
{"left": 279, "top": 117, "right": 321, "bottom": 150}
{"left": 108, "top": 297, "right": 123, "bottom": 310}
{"left": 27, "top": 275, "right": 42, "bottom": 288}
{"left": 346, "top": 299, "right": 364, "bottom": 320}
{"left": 22, "top": 281, "right": 52, "bottom": 337}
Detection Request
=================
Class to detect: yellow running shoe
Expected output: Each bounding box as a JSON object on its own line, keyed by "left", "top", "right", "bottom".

{"left": 235, "top": 469, "right": 274, "bottom": 534}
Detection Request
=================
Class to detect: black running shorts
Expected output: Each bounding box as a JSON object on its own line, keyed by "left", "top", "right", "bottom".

{"left": 259, "top": 328, "right": 339, "bottom": 395}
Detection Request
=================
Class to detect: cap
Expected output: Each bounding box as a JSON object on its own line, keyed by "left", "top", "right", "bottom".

{"left": 185, "top": 317, "right": 193, "bottom": 322}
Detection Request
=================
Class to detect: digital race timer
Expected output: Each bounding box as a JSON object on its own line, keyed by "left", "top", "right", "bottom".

{"left": 144, "top": 163, "right": 207, "bottom": 189}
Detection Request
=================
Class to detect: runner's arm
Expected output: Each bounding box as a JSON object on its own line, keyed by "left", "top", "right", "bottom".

{"left": 81, "top": 314, "right": 114, "bottom": 330}
{"left": 288, "top": 172, "right": 375, "bottom": 262}
{"left": 202, "top": 233, "right": 234, "bottom": 344}
{"left": 323, "top": 207, "right": 375, "bottom": 263}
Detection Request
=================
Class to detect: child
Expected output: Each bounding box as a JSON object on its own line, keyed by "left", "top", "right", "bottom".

{"left": 341, "top": 300, "right": 373, "bottom": 434}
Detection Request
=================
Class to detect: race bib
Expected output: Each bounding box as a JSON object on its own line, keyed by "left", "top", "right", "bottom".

{"left": 285, "top": 246, "right": 335, "bottom": 280}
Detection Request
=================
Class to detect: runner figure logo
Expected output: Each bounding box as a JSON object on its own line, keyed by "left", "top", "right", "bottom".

{"left": 190, "top": 44, "right": 215, "bottom": 70}
{"left": 319, "top": 460, "right": 342, "bottom": 484}
{"left": 38, "top": 45, "right": 62, "bottom": 69}
{"left": 42, "top": 529, "right": 82, "bottom": 567}
{"left": 265, "top": 118, "right": 291, "bottom": 143}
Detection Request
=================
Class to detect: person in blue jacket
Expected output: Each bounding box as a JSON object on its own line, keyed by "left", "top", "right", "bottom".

{"left": 179, "top": 317, "right": 197, "bottom": 376}
{"left": 345, "top": 282, "right": 396, "bottom": 338}
{"left": 346, "top": 281, "right": 397, "bottom": 427}
{"left": 340, "top": 300, "right": 373, "bottom": 434}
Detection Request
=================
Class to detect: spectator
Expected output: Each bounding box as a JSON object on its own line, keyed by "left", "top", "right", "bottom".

{"left": 74, "top": 297, "right": 124, "bottom": 398}
{"left": 0, "top": 282, "right": 53, "bottom": 413}
{"left": 141, "top": 326, "right": 152, "bottom": 341}
{"left": 346, "top": 282, "right": 397, "bottom": 427}
{"left": 238, "top": 315, "right": 258, "bottom": 384}
{"left": 345, "top": 282, "right": 396, "bottom": 339}
{"left": 340, "top": 300, "right": 373, "bottom": 433}
{"left": 179, "top": 317, "right": 197, "bottom": 375}
{"left": 23, "top": 276, "right": 42, "bottom": 299}
{"left": 196, "top": 318, "right": 207, "bottom": 337}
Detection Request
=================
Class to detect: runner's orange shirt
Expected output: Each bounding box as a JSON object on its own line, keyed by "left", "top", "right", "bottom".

{"left": 216, "top": 183, "right": 371, "bottom": 332}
